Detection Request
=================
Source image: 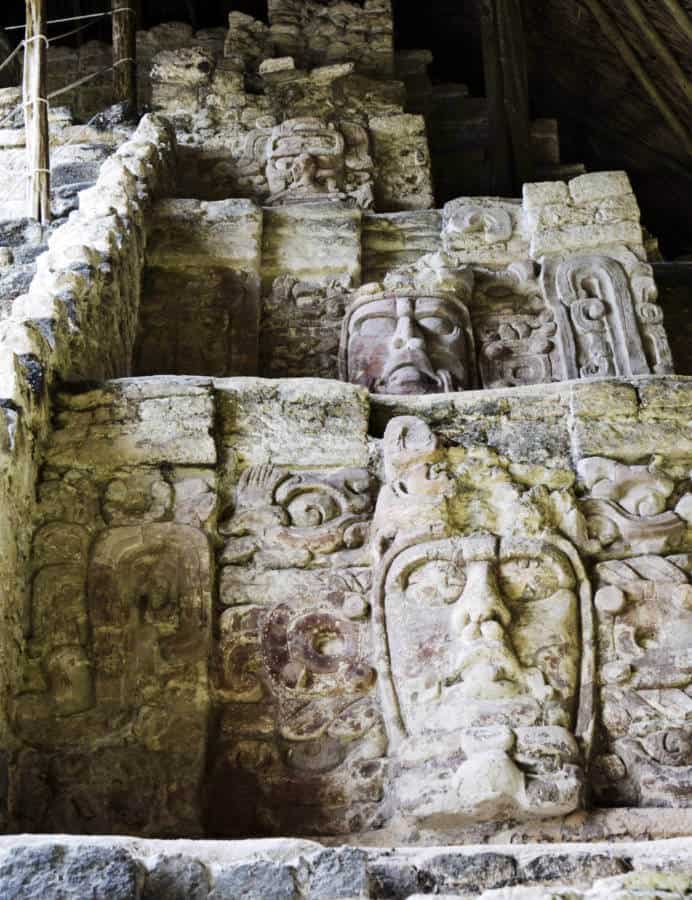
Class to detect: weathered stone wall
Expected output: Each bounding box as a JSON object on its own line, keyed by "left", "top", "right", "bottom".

{"left": 136, "top": 171, "right": 671, "bottom": 386}
{"left": 9, "top": 372, "right": 692, "bottom": 842}
{"left": 0, "top": 115, "right": 175, "bottom": 826}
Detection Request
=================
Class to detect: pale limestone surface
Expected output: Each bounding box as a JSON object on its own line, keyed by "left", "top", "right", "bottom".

{"left": 0, "top": 0, "right": 689, "bottom": 890}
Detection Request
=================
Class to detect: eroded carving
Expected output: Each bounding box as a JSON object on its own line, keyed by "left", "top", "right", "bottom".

{"left": 371, "top": 416, "right": 592, "bottom": 823}
{"left": 220, "top": 464, "right": 374, "bottom": 575}
{"left": 237, "top": 117, "right": 375, "bottom": 208}
{"left": 471, "top": 262, "right": 562, "bottom": 388}
{"left": 577, "top": 457, "right": 692, "bottom": 558}
{"left": 211, "top": 456, "right": 385, "bottom": 835}
{"left": 594, "top": 553, "right": 692, "bottom": 806}
{"left": 339, "top": 259, "right": 476, "bottom": 394}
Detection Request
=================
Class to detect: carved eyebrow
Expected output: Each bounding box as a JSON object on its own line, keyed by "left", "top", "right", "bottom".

{"left": 413, "top": 298, "right": 456, "bottom": 316}
{"left": 350, "top": 299, "right": 397, "bottom": 323}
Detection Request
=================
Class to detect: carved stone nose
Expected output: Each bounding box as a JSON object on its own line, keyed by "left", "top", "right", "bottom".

{"left": 391, "top": 316, "right": 424, "bottom": 350}
{"left": 451, "top": 561, "right": 511, "bottom": 633}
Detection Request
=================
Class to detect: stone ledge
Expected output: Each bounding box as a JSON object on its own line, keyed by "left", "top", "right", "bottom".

{"left": 1, "top": 834, "right": 692, "bottom": 898}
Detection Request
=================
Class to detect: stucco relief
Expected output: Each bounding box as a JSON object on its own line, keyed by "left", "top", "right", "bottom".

{"left": 211, "top": 462, "right": 386, "bottom": 835}
{"left": 236, "top": 116, "right": 375, "bottom": 208}
{"left": 339, "top": 259, "right": 476, "bottom": 395}
{"left": 370, "top": 416, "right": 593, "bottom": 824}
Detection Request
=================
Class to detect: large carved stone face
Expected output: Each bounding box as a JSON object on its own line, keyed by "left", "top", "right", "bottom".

{"left": 342, "top": 293, "right": 473, "bottom": 394}
{"left": 383, "top": 535, "right": 580, "bottom": 736}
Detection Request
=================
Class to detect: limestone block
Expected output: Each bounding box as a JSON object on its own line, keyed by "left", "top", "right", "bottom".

{"left": 46, "top": 379, "right": 216, "bottom": 469}
{"left": 268, "top": 0, "right": 394, "bottom": 76}
{"left": 261, "top": 203, "right": 362, "bottom": 288}
{"left": 442, "top": 198, "right": 529, "bottom": 264}
{"left": 215, "top": 377, "right": 370, "bottom": 470}
{"left": 362, "top": 210, "right": 442, "bottom": 282}
{"left": 524, "top": 171, "right": 645, "bottom": 257}
{"left": 224, "top": 12, "right": 273, "bottom": 70}
{"left": 146, "top": 199, "right": 262, "bottom": 270}
{"left": 369, "top": 114, "right": 434, "bottom": 211}
{"left": 151, "top": 48, "right": 216, "bottom": 117}
{"left": 569, "top": 378, "right": 692, "bottom": 463}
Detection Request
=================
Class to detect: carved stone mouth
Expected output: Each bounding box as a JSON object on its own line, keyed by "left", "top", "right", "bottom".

{"left": 382, "top": 364, "right": 438, "bottom": 394}
{"left": 445, "top": 640, "right": 525, "bottom": 690}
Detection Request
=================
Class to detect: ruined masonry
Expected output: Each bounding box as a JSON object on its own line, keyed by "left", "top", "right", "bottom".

{"left": 0, "top": 2, "right": 691, "bottom": 898}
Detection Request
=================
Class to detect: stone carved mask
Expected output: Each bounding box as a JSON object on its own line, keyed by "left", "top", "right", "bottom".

{"left": 371, "top": 416, "right": 591, "bottom": 823}
{"left": 266, "top": 117, "right": 346, "bottom": 204}
{"left": 340, "top": 291, "right": 475, "bottom": 394}
{"left": 382, "top": 535, "right": 580, "bottom": 736}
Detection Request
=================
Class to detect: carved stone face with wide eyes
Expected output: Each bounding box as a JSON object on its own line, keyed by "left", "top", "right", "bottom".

{"left": 345, "top": 295, "right": 472, "bottom": 394}
{"left": 383, "top": 538, "right": 580, "bottom": 735}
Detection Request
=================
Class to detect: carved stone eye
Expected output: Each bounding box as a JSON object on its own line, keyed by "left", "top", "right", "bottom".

{"left": 498, "top": 558, "right": 561, "bottom": 602}
{"left": 404, "top": 560, "right": 466, "bottom": 606}
{"left": 417, "top": 315, "right": 454, "bottom": 336}
{"left": 356, "top": 316, "right": 396, "bottom": 337}
{"left": 285, "top": 492, "right": 339, "bottom": 527}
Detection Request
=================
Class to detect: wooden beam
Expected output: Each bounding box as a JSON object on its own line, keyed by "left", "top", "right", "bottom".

{"left": 479, "top": 0, "right": 534, "bottom": 194}
{"left": 620, "top": 0, "right": 691, "bottom": 108}
{"left": 581, "top": 0, "right": 692, "bottom": 158}
{"left": 479, "top": 0, "right": 512, "bottom": 194}
{"left": 660, "top": 0, "right": 692, "bottom": 47}
{"left": 23, "top": 0, "right": 50, "bottom": 224}
{"left": 112, "top": 0, "right": 136, "bottom": 110}
{"left": 495, "top": 0, "right": 534, "bottom": 188}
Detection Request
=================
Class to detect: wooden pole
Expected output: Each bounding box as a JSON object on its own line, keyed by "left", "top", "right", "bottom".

{"left": 581, "top": 0, "right": 692, "bottom": 158}
{"left": 620, "top": 0, "right": 692, "bottom": 108}
{"left": 112, "top": 0, "right": 136, "bottom": 110}
{"left": 23, "top": 0, "right": 50, "bottom": 224}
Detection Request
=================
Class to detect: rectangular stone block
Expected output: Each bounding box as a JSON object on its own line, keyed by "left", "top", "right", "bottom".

{"left": 362, "top": 210, "right": 442, "bottom": 283}
{"left": 215, "top": 377, "right": 370, "bottom": 469}
{"left": 137, "top": 199, "right": 263, "bottom": 377}
{"left": 261, "top": 203, "right": 362, "bottom": 289}
{"left": 46, "top": 378, "right": 216, "bottom": 468}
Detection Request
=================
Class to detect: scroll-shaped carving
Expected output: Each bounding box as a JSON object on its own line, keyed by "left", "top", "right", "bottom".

{"left": 219, "top": 464, "right": 374, "bottom": 575}
{"left": 628, "top": 258, "right": 674, "bottom": 375}
{"left": 471, "top": 262, "right": 561, "bottom": 389}
{"left": 371, "top": 416, "right": 593, "bottom": 824}
{"left": 541, "top": 254, "right": 651, "bottom": 379}
{"left": 237, "top": 117, "right": 375, "bottom": 208}
{"left": 577, "top": 457, "right": 692, "bottom": 558}
{"left": 593, "top": 554, "right": 692, "bottom": 806}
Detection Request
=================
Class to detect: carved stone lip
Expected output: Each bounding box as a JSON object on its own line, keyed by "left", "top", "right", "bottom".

{"left": 445, "top": 640, "right": 524, "bottom": 691}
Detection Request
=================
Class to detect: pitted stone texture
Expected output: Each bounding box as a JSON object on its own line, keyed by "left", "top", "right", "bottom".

{"left": 46, "top": 379, "right": 216, "bottom": 469}
{"left": 0, "top": 843, "right": 144, "bottom": 900}
{"left": 262, "top": 203, "right": 362, "bottom": 288}
{"left": 216, "top": 377, "right": 370, "bottom": 470}
{"left": 142, "top": 855, "right": 211, "bottom": 900}
{"left": 524, "top": 171, "right": 643, "bottom": 258}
